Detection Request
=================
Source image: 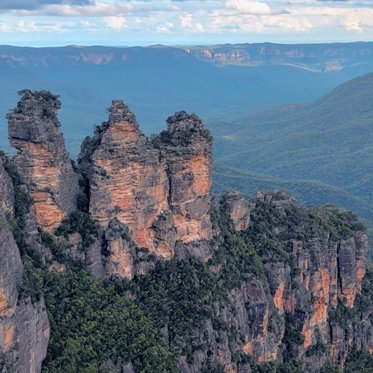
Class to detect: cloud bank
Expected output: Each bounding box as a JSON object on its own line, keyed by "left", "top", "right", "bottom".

{"left": 0, "top": 0, "right": 372, "bottom": 45}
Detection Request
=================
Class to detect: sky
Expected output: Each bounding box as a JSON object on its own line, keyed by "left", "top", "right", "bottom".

{"left": 0, "top": 0, "right": 373, "bottom": 46}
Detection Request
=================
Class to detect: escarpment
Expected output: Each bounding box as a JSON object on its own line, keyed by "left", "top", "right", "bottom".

{"left": 0, "top": 91, "right": 372, "bottom": 373}
{"left": 79, "top": 100, "right": 175, "bottom": 261}
{"left": 79, "top": 103, "right": 213, "bottom": 276}
{"left": 171, "top": 192, "right": 372, "bottom": 373}
{"left": 154, "top": 112, "right": 213, "bottom": 258}
{"left": 8, "top": 90, "right": 79, "bottom": 233}
{"left": 221, "top": 190, "right": 252, "bottom": 231}
{"left": 0, "top": 156, "right": 49, "bottom": 373}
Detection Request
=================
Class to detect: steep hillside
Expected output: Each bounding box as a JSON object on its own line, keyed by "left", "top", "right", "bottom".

{"left": 0, "top": 91, "right": 372, "bottom": 373}
{"left": 213, "top": 167, "right": 373, "bottom": 222}
{"left": 2, "top": 43, "right": 373, "bottom": 155}
{"left": 214, "top": 72, "right": 373, "bottom": 240}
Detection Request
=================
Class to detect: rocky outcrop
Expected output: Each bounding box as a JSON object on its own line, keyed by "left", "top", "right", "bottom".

{"left": 2, "top": 92, "right": 372, "bottom": 372}
{"left": 338, "top": 232, "right": 367, "bottom": 308}
{"left": 0, "top": 155, "right": 49, "bottom": 373}
{"left": 0, "top": 214, "right": 23, "bottom": 336}
{"left": 79, "top": 100, "right": 175, "bottom": 261}
{"left": 154, "top": 111, "right": 213, "bottom": 257}
{"left": 0, "top": 159, "right": 18, "bottom": 368}
{"left": 242, "top": 194, "right": 369, "bottom": 368}
{"left": 176, "top": 192, "right": 370, "bottom": 372}
{"left": 0, "top": 157, "right": 14, "bottom": 215}
{"left": 12, "top": 300, "right": 50, "bottom": 373}
{"left": 221, "top": 191, "right": 251, "bottom": 231}
{"left": 103, "top": 219, "right": 136, "bottom": 280}
{"left": 79, "top": 103, "right": 213, "bottom": 277}
{"left": 8, "top": 90, "right": 79, "bottom": 233}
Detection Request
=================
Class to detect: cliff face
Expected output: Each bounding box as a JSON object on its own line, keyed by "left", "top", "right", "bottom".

{"left": 79, "top": 103, "right": 213, "bottom": 277}
{"left": 0, "top": 156, "right": 49, "bottom": 373}
{"left": 0, "top": 158, "right": 14, "bottom": 215}
{"left": 154, "top": 112, "right": 213, "bottom": 258}
{"left": 1, "top": 92, "right": 372, "bottom": 373}
{"left": 79, "top": 100, "right": 174, "bottom": 260}
{"left": 221, "top": 191, "right": 251, "bottom": 231}
{"left": 176, "top": 192, "right": 371, "bottom": 373}
{"left": 8, "top": 90, "right": 79, "bottom": 233}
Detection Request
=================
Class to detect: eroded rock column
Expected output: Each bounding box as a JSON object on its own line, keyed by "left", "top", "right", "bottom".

{"left": 154, "top": 111, "right": 213, "bottom": 257}
{"left": 79, "top": 100, "right": 175, "bottom": 260}
{"left": 8, "top": 90, "right": 79, "bottom": 233}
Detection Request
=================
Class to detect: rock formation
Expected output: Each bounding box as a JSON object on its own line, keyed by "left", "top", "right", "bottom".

{"left": 0, "top": 155, "right": 49, "bottom": 373}
{"left": 79, "top": 103, "right": 214, "bottom": 276}
{"left": 221, "top": 191, "right": 251, "bottom": 231}
{"left": 176, "top": 192, "right": 371, "bottom": 372}
{"left": 1, "top": 92, "right": 372, "bottom": 372}
{"left": 0, "top": 157, "right": 14, "bottom": 215}
{"left": 79, "top": 100, "right": 175, "bottom": 261}
{"left": 8, "top": 90, "right": 79, "bottom": 233}
{"left": 154, "top": 111, "right": 213, "bottom": 258}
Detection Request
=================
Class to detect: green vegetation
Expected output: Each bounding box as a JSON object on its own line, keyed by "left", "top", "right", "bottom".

{"left": 210, "top": 209, "right": 264, "bottom": 288}
{"left": 3, "top": 154, "right": 371, "bottom": 372}
{"left": 0, "top": 152, "right": 44, "bottom": 302}
{"left": 130, "top": 259, "right": 220, "bottom": 345}
{"left": 38, "top": 203, "right": 268, "bottom": 370}
{"left": 55, "top": 210, "right": 98, "bottom": 248}
{"left": 344, "top": 351, "right": 373, "bottom": 373}
{"left": 355, "top": 264, "right": 373, "bottom": 313}
{"left": 213, "top": 73, "right": 373, "bottom": 257}
{"left": 213, "top": 167, "right": 373, "bottom": 231}
{"left": 42, "top": 270, "right": 176, "bottom": 373}
{"left": 0, "top": 351, "right": 13, "bottom": 373}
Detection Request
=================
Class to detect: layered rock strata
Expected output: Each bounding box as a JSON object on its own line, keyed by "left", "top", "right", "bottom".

{"left": 176, "top": 192, "right": 371, "bottom": 373}
{"left": 79, "top": 100, "right": 174, "bottom": 259}
{"left": 0, "top": 154, "right": 49, "bottom": 373}
{"left": 79, "top": 103, "right": 213, "bottom": 276}
{"left": 8, "top": 90, "right": 79, "bottom": 233}
{"left": 221, "top": 191, "right": 251, "bottom": 231}
{"left": 2, "top": 92, "right": 371, "bottom": 373}
{"left": 154, "top": 111, "right": 213, "bottom": 258}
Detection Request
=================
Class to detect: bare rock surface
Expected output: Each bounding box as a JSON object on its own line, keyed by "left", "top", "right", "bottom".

{"left": 0, "top": 156, "right": 49, "bottom": 373}
{"left": 8, "top": 90, "right": 79, "bottom": 233}
{"left": 154, "top": 111, "right": 213, "bottom": 258}
{"left": 79, "top": 103, "right": 214, "bottom": 277}
{"left": 79, "top": 100, "right": 174, "bottom": 262}
{"left": 221, "top": 190, "right": 251, "bottom": 231}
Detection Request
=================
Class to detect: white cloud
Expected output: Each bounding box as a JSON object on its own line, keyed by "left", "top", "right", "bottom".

{"left": 17, "top": 20, "right": 28, "bottom": 32}
{"left": 104, "top": 16, "right": 127, "bottom": 30}
{"left": 13, "top": 3, "right": 133, "bottom": 17}
{"left": 156, "top": 21, "right": 174, "bottom": 33}
{"left": 80, "top": 19, "right": 99, "bottom": 31}
{"left": 225, "top": 0, "right": 272, "bottom": 15}
{"left": 180, "top": 13, "right": 205, "bottom": 33}
{"left": 1, "top": 0, "right": 373, "bottom": 43}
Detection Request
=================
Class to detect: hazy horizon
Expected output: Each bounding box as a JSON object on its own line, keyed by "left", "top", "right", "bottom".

{"left": 2, "top": 39, "right": 373, "bottom": 48}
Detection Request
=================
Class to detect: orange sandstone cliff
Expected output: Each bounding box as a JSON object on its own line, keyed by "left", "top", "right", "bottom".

{"left": 79, "top": 100, "right": 175, "bottom": 259}
{"left": 0, "top": 156, "right": 49, "bottom": 373}
{"left": 1, "top": 92, "right": 371, "bottom": 373}
{"left": 78, "top": 103, "right": 213, "bottom": 277}
{"left": 7, "top": 90, "right": 79, "bottom": 233}
{"left": 153, "top": 111, "right": 213, "bottom": 258}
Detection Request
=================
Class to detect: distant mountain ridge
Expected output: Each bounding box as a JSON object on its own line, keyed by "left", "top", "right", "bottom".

{"left": 1, "top": 42, "right": 373, "bottom": 157}
{"left": 184, "top": 42, "right": 373, "bottom": 70}
{"left": 213, "top": 72, "right": 373, "bottom": 247}
{"left": 2, "top": 42, "right": 373, "bottom": 71}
